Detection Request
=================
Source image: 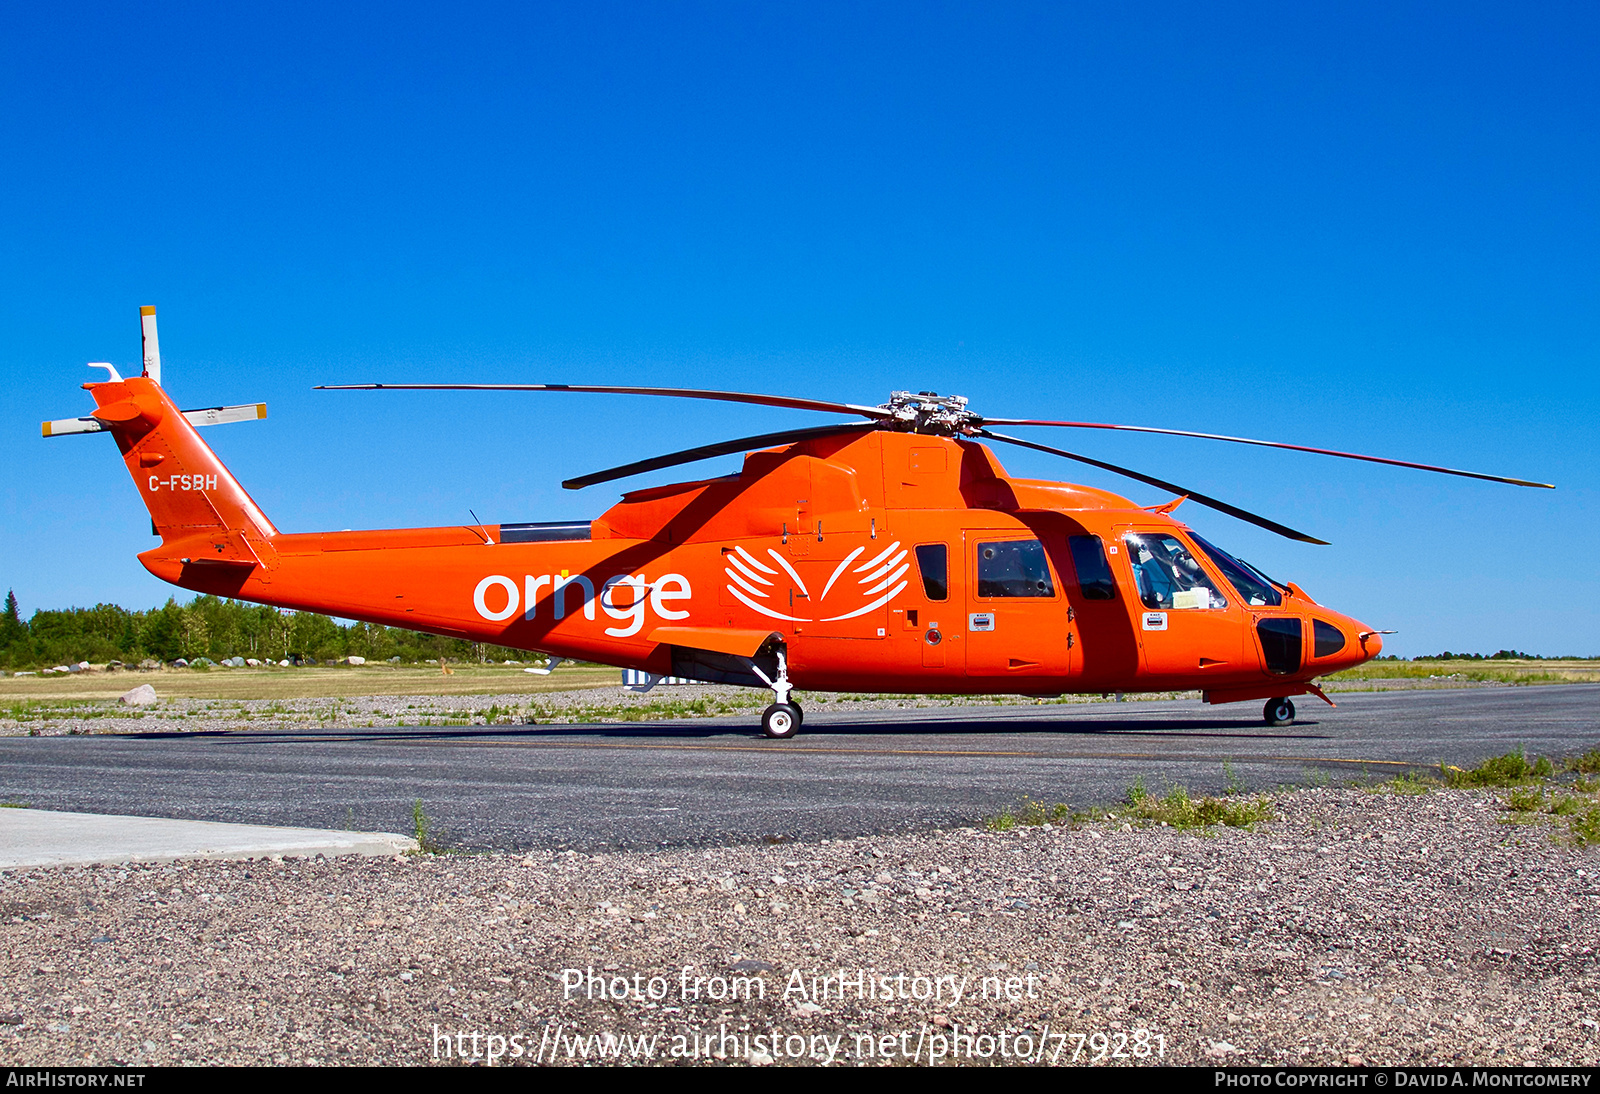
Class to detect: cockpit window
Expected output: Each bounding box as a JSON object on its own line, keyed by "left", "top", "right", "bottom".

{"left": 1190, "top": 534, "right": 1283, "bottom": 608}
{"left": 1313, "top": 620, "right": 1346, "bottom": 658}
{"left": 1123, "top": 533, "right": 1227, "bottom": 610}
{"left": 977, "top": 539, "right": 1055, "bottom": 598}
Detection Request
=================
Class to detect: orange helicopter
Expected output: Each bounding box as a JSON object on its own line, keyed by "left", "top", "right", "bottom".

{"left": 45, "top": 308, "right": 1553, "bottom": 738}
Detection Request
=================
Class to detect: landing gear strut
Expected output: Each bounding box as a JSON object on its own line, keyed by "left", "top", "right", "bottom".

{"left": 746, "top": 641, "right": 804, "bottom": 739}
{"left": 1263, "top": 697, "right": 1296, "bottom": 727}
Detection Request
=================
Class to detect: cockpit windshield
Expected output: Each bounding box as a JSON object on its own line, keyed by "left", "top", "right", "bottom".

{"left": 1190, "top": 534, "right": 1284, "bottom": 608}
{"left": 1123, "top": 533, "right": 1227, "bottom": 610}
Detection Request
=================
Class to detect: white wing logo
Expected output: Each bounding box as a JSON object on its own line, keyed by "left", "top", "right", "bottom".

{"left": 724, "top": 542, "right": 909, "bottom": 623}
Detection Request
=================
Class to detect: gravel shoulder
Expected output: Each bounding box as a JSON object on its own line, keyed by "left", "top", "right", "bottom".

{"left": 2, "top": 785, "right": 1596, "bottom": 1067}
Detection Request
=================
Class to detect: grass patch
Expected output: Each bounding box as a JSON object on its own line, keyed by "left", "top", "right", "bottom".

{"left": 1326, "top": 659, "right": 1600, "bottom": 687}
{"left": 1568, "top": 804, "right": 1600, "bottom": 846}
{"left": 1549, "top": 794, "right": 1588, "bottom": 816}
{"left": 0, "top": 663, "right": 622, "bottom": 702}
{"left": 1123, "top": 781, "right": 1273, "bottom": 830}
{"left": 1565, "top": 748, "right": 1600, "bottom": 775}
{"left": 1370, "top": 769, "right": 1435, "bottom": 795}
{"left": 1500, "top": 788, "right": 1600, "bottom": 844}
{"left": 0, "top": 700, "right": 138, "bottom": 723}
{"left": 1481, "top": 754, "right": 1600, "bottom": 843}
{"left": 1505, "top": 786, "right": 1547, "bottom": 813}
{"left": 985, "top": 796, "right": 1070, "bottom": 831}
{"left": 410, "top": 799, "right": 446, "bottom": 855}
{"left": 529, "top": 694, "right": 767, "bottom": 724}
{"left": 1444, "top": 748, "right": 1553, "bottom": 788}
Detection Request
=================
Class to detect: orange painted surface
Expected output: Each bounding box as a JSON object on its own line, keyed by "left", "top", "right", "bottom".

{"left": 85, "top": 376, "right": 1380, "bottom": 701}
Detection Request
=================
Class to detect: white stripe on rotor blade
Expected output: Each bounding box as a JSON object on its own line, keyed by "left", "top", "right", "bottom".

{"left": 728, "top": 585, "right": 809, "bottom": 622}
{"left": 862, "top": 561, "right": 910, "bottom": 597}
{"left": 854, "top": 541, "right": 901, "bottom": 573}
{"left": 819, "top": 547, "right": 865, "bottom": 602}
{"left": 735, "top": 546, "right": 777, "bottom": 574}
{"left": 822, "top": 581, "right": 907, "bottom": 622}
{"left": 725, "top": 567, "right": 770, "bottom": 600}
{"left": 766, "top": 549, "right": 810, "bottom": 597}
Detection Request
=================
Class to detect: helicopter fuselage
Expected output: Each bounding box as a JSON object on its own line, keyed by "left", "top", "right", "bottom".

{"left": 128, "top": 414, "right": 1378, "bottom": 705}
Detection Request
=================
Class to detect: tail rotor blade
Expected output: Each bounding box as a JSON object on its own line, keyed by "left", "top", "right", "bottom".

{"left": 140, "top": 306, "right": 161, "bottom": 386}
{"left": 979, "top": 418, "right": 1553, "bottom": 490}
{"left": 979, "top": 430, "right": 1330, "bottom": 545}
{"left": 563, "top": 423, "right": 875, "bottom": 490}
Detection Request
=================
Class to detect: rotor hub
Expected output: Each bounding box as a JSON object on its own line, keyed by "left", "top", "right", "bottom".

{"left": 879, "top": 391, "right": 982, "bottom": 435}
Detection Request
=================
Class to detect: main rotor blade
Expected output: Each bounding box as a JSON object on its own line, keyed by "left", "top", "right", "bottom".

{"left": 317, "top": 382, "right": 895, "bottom": 422}
{"left": 978, "top": 418, "right": 1554, "bottom": 490}
{"left": 979, "top": 430, "right": 1331, "bottom": 545}
{"left": 563, "top": 423, "right": 876, "bottom": 490}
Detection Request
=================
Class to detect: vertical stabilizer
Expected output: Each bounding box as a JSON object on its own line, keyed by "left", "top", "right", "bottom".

{"left": 140, "top": 306, "right": 161, "bottom": 385}
{"left": 86, "top": 376, "right": 278, "bottom": 546}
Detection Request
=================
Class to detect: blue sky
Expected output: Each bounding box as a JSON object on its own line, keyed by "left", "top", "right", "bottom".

{"left": 2, "top": 2, "right": 1594, "bottom": 656}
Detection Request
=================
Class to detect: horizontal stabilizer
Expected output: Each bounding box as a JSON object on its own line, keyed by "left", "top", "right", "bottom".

{"left": 149, "top": 529, "right": 262, "bottom": 568}
{"left": 43, "top": 403, "right": 267, "bottom": 438}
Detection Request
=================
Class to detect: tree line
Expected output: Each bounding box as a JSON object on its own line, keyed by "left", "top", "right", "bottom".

{"left": 1413, "top": 649, "right": 1596, "bottom": 661}
{"left": 0, "top": 590, "right": 530, "bottom": 669}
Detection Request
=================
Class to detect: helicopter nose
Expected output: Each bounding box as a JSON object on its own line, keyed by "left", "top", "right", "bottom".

{"left": 1355, "top": 625, "right": 1383, "bottom": 661}
{"left": 1315, "top": 613, "right": 1382, "bottom": 670}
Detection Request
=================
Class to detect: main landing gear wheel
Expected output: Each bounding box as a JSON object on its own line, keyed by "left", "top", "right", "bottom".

{"left": 1263, "top": 697, "right": 1296, "bottom": 727}
{"left": 761, "top": 702, "right": 802, "bottom": 739}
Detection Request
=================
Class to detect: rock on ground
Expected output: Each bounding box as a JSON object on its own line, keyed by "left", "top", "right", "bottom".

{"left": 117, "top": 685, "right": 158, "bottom": 709}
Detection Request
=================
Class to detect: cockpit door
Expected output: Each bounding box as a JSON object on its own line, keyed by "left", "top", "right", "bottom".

{"left": 1112, "top": 527, "right": 1249, "bottom": 683}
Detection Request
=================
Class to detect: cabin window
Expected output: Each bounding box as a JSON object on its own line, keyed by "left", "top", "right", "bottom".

{"left": 1067, "top": 535, "right": 1118, "bottom": 601}
{"left": 1123, "top": 533, "right": 1228, "bottom": 610}
{"left": 1313, "top": 620, "right": 1346, "bottom": 658}
{"left": 1191, "top": 534, "right": 1283, "bottom": 607}
{"left": 977, "top": 539, "right": 1055, "bottom": 598}
{"left": 915, "top": 544, "right": 949, "bottom": 601}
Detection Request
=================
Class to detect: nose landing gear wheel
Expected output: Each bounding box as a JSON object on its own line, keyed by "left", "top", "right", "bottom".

{"left": 1263, "top": 697, "right": 1296, "bottom": 727}
{"left": 761, "top": 702, "right": 802, "bottom": 739}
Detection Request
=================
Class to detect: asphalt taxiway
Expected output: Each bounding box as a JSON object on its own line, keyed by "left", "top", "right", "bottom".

{"left": 2, "top": 686, "right": 1596, "bottom": 853}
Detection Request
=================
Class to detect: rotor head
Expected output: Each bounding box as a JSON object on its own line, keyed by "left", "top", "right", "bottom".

{"left": 879, "top": 391, "right": 980, "bottom": 435}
